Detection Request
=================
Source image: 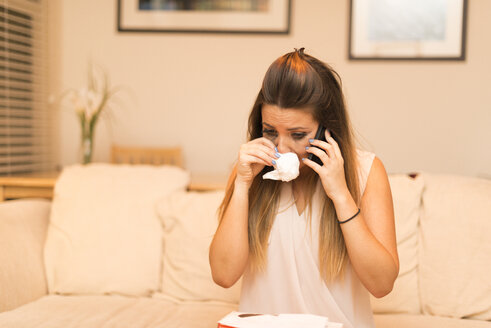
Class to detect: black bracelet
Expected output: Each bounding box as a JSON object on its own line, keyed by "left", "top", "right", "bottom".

{"left": 338, "top": 208, "right": 361, "bottom": 224}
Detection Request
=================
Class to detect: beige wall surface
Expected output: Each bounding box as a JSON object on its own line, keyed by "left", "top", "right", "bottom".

{"left": 48, "top": 1, "right": 491, "bottom": 178}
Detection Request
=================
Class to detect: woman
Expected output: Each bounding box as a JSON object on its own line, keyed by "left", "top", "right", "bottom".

{"left": 209, "top": 48, "right": 399, "bottom": 328}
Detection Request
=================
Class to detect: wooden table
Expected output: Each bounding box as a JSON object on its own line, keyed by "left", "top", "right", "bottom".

{"left": 0, "top": 171, "right": 60, "bottom": 202}
{"left": 0, "top": 170, "right": 229, "bottom": 202}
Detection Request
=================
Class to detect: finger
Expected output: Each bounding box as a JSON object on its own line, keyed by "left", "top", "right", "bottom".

{"left": 253, "top": 144, "right": 279, "bottom": 159}
{"left": 241, "top": 154, "right": 270, "bottom": 167}
{"left": 306, "top": 142, "right": 332, "bottom": 160}
{"left": 325, "top": 130, "right": 342, "bottom": 158}
{"left": 244, "top": 147, "right": 277, "bottom": 166}
{"left": 253, "top": 137, "right": 276, "bottom": 151}
{"left": 305, "top": 146, "right": 330, "bottom": 165}
{"left": 301, "top": 157, "right": 322, "bottom": 174}
{"left": 309, "top": 139, "right": 335, "bottom": 158}
{"left": 242, "top": 142, "right": 277, "bottom": 160}
{"left": 247, "top": 144, "right": 278, "bottom": 162}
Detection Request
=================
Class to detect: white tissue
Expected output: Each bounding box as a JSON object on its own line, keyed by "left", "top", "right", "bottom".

{"left": 262, "top": 152, "right": 300, "bottom": 182}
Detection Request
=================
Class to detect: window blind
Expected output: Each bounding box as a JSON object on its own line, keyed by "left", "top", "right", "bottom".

{"left": 0, "top": 0, "right": 54, "bottom": 176}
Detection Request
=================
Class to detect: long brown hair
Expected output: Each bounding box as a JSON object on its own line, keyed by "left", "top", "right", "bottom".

{"left": 218, "top": 48, "right": 361, "bottom": 283}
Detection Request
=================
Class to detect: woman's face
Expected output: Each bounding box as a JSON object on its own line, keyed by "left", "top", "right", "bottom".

{"left": 261, "top": 103, "right": 319, "bottom": 170}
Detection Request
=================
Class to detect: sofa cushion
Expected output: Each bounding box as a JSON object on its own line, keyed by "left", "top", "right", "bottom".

{"left": 0, "top": 295, "right": 236, "bottom": 328}
{"left": 153, "top": 190, "right": 241, "bottom": 304}
{"left": 44, "top": 163, "right": 190, "bottom": 296}
{"left": 374, "top": 314, "right": 491, "bottom": 328}
{"left": 0, "top": 199, "right": 51, "bottom": 312}
{"left": 370, "top": 174, "right": 423, "bottom": 314}
{"left": 419, "top": 173, "right": 491, "bottom": 320}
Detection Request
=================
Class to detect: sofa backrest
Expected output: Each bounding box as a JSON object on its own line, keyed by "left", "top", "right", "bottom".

{"left": 370, "top": 173, "right": 424, "bottom": 314}
{"left": 0, "top": 199, "right": 51, "bottom": 312}
{"left": 153, "top": 190, "right": 242, "bottom": 305}
{"left": 371, "top": 172, "right": 491, "bottom": 321}
{"left": 418, "top": 172, "right": 491, "bottom": 320}
{"left": 43, "top": 163, "right": 190, "bottom": 297}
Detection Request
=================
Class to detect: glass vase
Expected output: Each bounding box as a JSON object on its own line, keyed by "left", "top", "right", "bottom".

{"left": 80, "top": 130, "right": 95, "bottom": 165}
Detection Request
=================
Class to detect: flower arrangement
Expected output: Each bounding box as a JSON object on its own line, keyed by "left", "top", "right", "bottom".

{"left": 65, "top": 63, "right": 120, "bottom": 164}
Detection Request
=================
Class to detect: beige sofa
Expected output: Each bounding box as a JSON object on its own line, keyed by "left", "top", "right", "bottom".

{"left": 0, "top": 163, "right": 490, "bottom": 327}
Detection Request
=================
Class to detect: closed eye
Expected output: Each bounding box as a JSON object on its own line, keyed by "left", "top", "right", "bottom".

{"left": 262, "top": 129, "right": 307, "bottom": 140}
{"left": 292, "top": 133, "right": 306, "bottom": 140}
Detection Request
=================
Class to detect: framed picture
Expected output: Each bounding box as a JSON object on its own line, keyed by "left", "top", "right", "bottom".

{"left": 348, "top": 0, "right": 468, "bottom": 60}
{"left": 117, "top": 0, "right": 292, "bottom": 34}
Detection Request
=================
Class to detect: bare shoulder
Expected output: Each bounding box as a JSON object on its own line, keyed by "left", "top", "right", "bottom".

{"left": 363, "top": 156, "right": 391, "bottom": 200}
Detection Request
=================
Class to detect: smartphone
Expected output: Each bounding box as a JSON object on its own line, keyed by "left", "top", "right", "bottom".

{"left": 308, "top": 125, "right": 327, "bottom": 165}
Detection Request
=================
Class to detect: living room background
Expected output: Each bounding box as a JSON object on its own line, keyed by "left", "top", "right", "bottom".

{"left": 48, "top": 0, "right": 491, "bottom": 178}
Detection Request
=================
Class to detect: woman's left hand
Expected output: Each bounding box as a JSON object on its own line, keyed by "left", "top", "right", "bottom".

{"left": 302, "top": 129, "right": 350, "bottom": 202}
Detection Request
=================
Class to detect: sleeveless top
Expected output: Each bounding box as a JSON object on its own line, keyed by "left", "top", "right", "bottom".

{"left": 238, "top": 149, "right": 376, "bottom": 328}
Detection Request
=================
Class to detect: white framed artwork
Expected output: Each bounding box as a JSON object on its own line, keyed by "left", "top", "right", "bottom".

{"left": 349, "top": 0, "right": 468, "bottom": 60}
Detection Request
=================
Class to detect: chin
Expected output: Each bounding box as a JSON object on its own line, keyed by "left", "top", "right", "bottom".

{"left": 299, "top": 161, "right": 310, "bottom": 171}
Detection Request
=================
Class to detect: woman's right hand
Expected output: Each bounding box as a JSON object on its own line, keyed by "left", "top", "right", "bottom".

{"left": 236, "top": 137, "right": 278, "bottom": 188}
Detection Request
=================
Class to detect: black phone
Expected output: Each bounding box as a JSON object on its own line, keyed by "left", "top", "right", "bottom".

{"left": 308, "top": 125, "right": 327, "bottom": 165}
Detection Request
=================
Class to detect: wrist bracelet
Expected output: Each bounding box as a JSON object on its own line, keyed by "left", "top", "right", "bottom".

{"left": 338, "top": 208, "right": 361, "bottom": 224}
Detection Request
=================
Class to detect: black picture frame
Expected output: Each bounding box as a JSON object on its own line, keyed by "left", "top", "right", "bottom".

{"left": 348, "top": 0, "right": 468, "bottom": 61}
{"left": 117, "top": 0, "right": 292, "bottom": 34}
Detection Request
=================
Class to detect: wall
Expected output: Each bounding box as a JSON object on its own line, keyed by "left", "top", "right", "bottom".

{"left": 48, "top": 0, "right": 491, "bottom": 178}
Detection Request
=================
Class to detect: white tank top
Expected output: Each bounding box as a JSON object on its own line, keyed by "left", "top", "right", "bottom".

{"left": 239, "top": 149, "right": 376, "bottom": 328}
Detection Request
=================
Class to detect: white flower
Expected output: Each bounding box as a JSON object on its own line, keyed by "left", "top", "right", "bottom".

{"left": 69, "top": 89, "right": 85, "bottom": 116}
{"left": 62, "top": 63, "right": 116, "bottom": 130}
{"left": 68, "top": 87, "right": 104, "bottom": 121}
{"left": 85, "top": 89, "right": 103, "bottom": 120}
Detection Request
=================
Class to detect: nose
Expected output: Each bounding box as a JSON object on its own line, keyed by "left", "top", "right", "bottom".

{"left": 275, "top": 136, "right": 290, "bottom": 154}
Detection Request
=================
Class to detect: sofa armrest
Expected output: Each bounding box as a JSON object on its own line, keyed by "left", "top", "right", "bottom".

{"left": 0, "top": 198, "right": 51, "bottom": 312}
